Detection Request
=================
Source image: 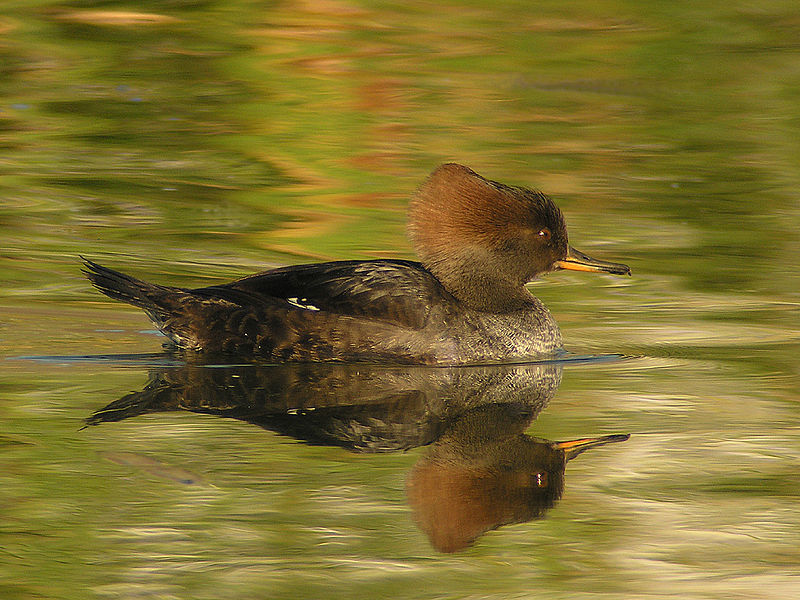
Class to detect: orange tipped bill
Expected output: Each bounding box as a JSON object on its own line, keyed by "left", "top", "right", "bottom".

{"left": 556, "top": 246, "right": 631, "bottom": 276}
{"left": 553, "top": 433, "right": 630, "bottom": 461}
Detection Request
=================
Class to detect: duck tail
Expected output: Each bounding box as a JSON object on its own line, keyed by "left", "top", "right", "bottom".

{"left": 81, "top": 257, "right": 176, "bottom": 322}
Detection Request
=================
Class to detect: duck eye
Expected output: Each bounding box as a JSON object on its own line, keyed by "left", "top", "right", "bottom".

{"left": 537, "top": 228, "right": 551, "bottom": 240}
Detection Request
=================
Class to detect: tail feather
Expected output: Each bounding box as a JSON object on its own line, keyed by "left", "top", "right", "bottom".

{"left": 81, "top": 257, "right": 177, "bottom": 323}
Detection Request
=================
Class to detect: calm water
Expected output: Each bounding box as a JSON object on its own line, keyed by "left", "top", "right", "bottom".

{"left": 2, "top": 1, "right": 800, "bottom": 599}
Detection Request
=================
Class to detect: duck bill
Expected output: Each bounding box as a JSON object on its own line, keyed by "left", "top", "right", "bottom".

{"left": 553, "top": 433, "right": 630, "bottom": 461}
{"left": 555, "top": 246, "right": 631, "bottom": 276}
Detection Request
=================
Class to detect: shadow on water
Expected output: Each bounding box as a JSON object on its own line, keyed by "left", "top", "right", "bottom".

{"left": 82, "top": 359, "right": 629, "bottom": 553}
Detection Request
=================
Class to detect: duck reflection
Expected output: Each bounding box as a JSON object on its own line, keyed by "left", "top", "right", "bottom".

{"left": 406, "top": 402, "right": 627, "bottom": 552}
{"left": 86, "top": 361, "right": 627, "bottom": 552}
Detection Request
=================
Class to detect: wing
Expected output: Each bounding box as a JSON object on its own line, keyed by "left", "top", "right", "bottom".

{"left": 191, "top": 259, "right": 444, "bottom": 330}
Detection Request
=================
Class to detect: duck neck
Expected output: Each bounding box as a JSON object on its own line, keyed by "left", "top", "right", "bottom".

{"left": 431, "top": 265, "right": 536, "bottom": 313}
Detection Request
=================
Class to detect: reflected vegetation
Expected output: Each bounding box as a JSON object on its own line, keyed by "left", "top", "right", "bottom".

{"left": 85, "top": 360, "right": 628, "bottom": 552}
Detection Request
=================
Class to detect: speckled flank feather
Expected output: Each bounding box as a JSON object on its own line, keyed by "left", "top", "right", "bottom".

{"left": 83, "top": 257, "right": 453, "bottom": 362}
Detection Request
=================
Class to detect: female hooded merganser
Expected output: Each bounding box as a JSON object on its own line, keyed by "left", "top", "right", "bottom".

{"left": 83, "top": 163, "right": 630, "bottom": 364}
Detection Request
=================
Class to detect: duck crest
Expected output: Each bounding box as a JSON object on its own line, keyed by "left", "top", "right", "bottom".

{"left": 409, "top": 164, "right": 563, "bottom": 242}
{"left": 408, "top": 163, "right": 568, "bottom": 311}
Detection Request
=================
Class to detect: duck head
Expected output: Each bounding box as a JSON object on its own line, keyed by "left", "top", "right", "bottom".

{"left": 408, "top": 163, "right": 630, "bottom": 312}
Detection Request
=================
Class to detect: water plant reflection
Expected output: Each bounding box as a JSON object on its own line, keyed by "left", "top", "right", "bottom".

{"left": 86, "top": 361, "right": 628, "bottom": 552}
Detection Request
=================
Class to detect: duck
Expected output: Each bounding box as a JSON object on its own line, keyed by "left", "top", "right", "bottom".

{"left": 83, "top": 163, "right": 630, "bottom": 364}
